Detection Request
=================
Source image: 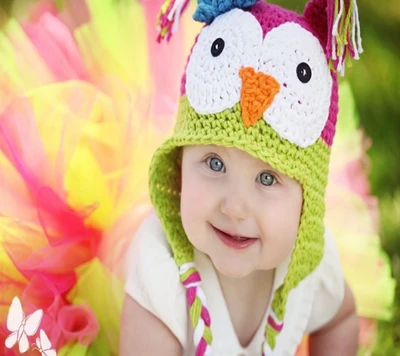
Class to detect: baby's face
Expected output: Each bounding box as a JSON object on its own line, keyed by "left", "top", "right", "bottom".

{"left": 180, "top": 145, "right": 303, "bottom": 278}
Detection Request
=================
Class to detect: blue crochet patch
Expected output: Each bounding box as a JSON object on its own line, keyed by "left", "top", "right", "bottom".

{"left": 193, "top": 0, "right": 258, "bottom": 24}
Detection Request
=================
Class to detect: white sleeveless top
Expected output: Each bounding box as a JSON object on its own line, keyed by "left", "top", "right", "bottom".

{"left": 125, "top": 210, "right": 345, "bottom": 356}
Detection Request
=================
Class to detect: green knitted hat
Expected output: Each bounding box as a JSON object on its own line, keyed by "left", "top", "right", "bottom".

{"left": 150, "top": 0, "right": 362, "bottom": 354}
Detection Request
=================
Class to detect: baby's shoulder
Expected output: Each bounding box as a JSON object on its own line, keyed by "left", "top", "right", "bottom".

{"left": 304, "top": 226, "right": 345, "bottom": 332}
{"left": 126, "top": 209, "right": 181, "bottom": 291}
{"left": 129, "top": 209, "right": 173, "bottom": 259}
{"left": 125, "top": 209, "right": 189, "bottom": 346}
{"left": 312, "top": 226, "right": 343, "bottom": 291}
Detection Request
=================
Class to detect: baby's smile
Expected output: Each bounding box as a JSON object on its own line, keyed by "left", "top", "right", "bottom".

{"left": 210, "top": 223, "right": 259, "bottom": 250}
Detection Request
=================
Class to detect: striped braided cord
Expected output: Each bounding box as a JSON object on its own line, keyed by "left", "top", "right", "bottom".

{"left": 180, "top": 262, "right": 213, "bottom": 356}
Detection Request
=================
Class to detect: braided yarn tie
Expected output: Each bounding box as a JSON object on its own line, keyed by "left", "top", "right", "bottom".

{"left": 179, "top": 262, "right": 213, "bottom": 356}
{"left": 267, "top": 309, "right": 284, "bottom": 332}
{"left": 261, "top": 309, "right": 284, "bottom": 356}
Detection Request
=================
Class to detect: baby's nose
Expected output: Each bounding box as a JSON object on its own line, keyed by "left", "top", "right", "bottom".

{"left": 220, "top": 194, "right": 248, "bottom": 221}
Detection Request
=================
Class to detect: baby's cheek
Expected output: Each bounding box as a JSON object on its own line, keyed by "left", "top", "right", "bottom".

{"left": 181, "top": 180, "right": 207, "bottom": 213}
{"left": 277, "top": 202, "right": 302, "bottom": 257}
{"left": 260, "top": 199, "right": 301, "bottom": 267}
{"left": 180, "top": 174, "right": 210, "bottom": 232}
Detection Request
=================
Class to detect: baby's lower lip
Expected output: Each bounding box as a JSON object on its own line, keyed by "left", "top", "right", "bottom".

{"left": 212, "top": 226, "right": 257, "bottom": 250}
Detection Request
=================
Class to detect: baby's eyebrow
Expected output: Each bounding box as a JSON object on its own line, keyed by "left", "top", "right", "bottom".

{"left": 202, "top": 145, "right": 228, "bottom": 155}
{"left": 256, "top": 161, "right": 279, "bottom": 172}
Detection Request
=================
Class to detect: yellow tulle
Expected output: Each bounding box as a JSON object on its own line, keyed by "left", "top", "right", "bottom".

{"left": 65, "top": 258, "right": 124, "bottom": 355}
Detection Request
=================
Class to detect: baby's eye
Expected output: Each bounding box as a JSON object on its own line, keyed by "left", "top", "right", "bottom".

{"left": 206, "top": 156, "right": 225, "bottom": 172}
{"left": 259, "top": 172, "right": 276, "bottom": 186}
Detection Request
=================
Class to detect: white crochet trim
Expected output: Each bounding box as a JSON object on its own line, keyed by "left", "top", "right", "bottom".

{"left": 259, "top": 23, "right": 332, "bottom": 148}
{"left": 186, "top": 9, "right": 262, "bottom": 114}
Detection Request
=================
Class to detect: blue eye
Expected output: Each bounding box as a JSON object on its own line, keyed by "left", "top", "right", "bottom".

{"left": 260, "top": 172, "right": 275, "bottom": 186}
{"left": 207, "top": 156, "right": 224, "bottom": 172}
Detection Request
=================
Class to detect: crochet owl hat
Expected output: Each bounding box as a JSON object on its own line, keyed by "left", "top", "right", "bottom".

{"left": 149, "top": 0, "right": 362, "bottom": 354}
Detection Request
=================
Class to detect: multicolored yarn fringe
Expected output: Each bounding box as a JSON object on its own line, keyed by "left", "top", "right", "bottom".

{"left": 157, "top": 0, "right": 190, "bottom": 42}
{"left": 327, "top": 0, "right": 363, "bottom": 75}
{"left": 179, "top": 262, "right": 212, "bottom": 356}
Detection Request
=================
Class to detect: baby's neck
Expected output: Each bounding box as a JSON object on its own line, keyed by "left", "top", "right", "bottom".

{"left": 216, "top": 268, "right": 275, "bottom": 348}
{"left": 216, "top": 268, "right": 275, "bottom": 305}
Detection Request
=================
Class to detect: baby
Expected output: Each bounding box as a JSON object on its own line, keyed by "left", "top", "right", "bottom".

{"left": 120, "top": 0, "right": 362, "bottom": 354}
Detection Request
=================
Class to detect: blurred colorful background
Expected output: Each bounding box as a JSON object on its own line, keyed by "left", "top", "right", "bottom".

{"left": 0, "top": 0, "right": 398, "bottom": 355}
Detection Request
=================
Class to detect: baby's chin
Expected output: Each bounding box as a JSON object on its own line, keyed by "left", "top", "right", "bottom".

{"left": 208, "top": 253, "right": 260, "bottom": 279}
{"left": 191, "top": 239, "right": 277, "bottom": 278}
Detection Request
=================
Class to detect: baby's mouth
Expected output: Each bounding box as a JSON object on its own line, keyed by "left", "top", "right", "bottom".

{"left": 211, "top": 225, "right": 255, "bottom": 241}
{"left": 231, "top": 236, "right": 248, "bottom": 241}
{"left": 211, "top": 224, "right": 258, "bottom": 249}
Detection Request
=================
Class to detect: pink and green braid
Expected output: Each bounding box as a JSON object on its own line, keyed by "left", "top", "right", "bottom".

{"left": 179, "top": 262, "right": 213, "bottom": 356}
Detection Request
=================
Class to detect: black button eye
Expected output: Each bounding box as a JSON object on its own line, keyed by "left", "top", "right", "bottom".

{"left": 211, "top": 38, "right": 225, "bottom": 57}
{"left": 296, "top": 62, "right": 312, "bottom": 83}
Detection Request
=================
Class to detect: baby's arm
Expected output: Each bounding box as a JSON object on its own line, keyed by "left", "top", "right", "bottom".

{"left": 120, "top": 293, "right": 183, "bottom": 356}
{"left": 308, "top": 281, "right": 358, "bottom": 355}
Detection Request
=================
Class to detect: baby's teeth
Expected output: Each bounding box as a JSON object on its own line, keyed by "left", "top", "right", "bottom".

{"left": 232, "top": 235, "right": 247, "bottom": 241}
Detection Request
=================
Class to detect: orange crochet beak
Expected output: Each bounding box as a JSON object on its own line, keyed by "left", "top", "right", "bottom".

{"left": 239, "top": 67, "right": 280, "bottom": 128}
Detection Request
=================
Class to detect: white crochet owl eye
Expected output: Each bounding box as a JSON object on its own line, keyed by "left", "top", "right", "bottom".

{"left": 185, "top": 9, "right": 262, "bottom": 114}
{"left": 259, "top": 22, "right": 333, "bottom": 148}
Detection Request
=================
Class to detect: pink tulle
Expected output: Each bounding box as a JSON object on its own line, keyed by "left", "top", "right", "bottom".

{"left": 29, "top": 0, "right": 91, "bottom": 32}
{"left": 0, "top": 99, "right": 48, "bottom": 194}
{"left": 23, "top": 13, "right": 90, "bottom": 82}
{"left": 144, "top": 0, "right": 190, "bottom": 132}
{"left": 21, "top": 275, "right": 99, "bottom": 350}
{"left": 36, "top": 186, "right": 100, "bottom": 247}
{"left": 57, "top": 304, "right": 99, "bottom": 347}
